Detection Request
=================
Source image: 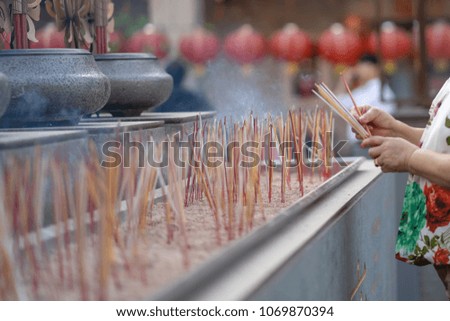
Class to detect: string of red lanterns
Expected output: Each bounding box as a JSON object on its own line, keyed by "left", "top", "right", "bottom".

{"left": 119, "top": 22, "right": 417, "bottom": 74}
{"left": 25, "top": 20, "right": 450, "bottom": 74}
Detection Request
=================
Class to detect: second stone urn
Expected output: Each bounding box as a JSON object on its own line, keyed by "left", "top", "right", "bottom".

{"left": 94, "top": 53, "right": 173, "bottom": 117}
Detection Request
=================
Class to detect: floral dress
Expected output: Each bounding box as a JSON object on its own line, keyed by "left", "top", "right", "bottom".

{"left": 395, "top": 78, "right": 450, "bottom": 266}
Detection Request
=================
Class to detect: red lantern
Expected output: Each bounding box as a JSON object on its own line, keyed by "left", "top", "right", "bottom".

{"left": 107, "top": 31, "right": 125, "bottom": 53}
{"left": 30, "top": 23, "right": 65, "bottom": 49}
{"left": 426, "top": 21, "right": 450, "bottom": 60}
{"left": 318, "top": 23, "right": 363, "bottom": 66}
{"left": 368, "top": 22, "right": 412, "bottom": 60}
{"left": 179, "top": 28, "right": 220, "bottom": 65}
{"left": 124, "top": 24, "right": 170, "bottom": 59}
{"left": 269, "top": 23, "right": 313, "bottom": 63}
{"left": 224, "top": 24, "right": 266, "bottom": 65}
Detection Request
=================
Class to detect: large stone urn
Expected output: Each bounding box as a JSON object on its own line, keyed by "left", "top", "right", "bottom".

{"left": 0, "top": 49, "right": 111, "bottom": 127}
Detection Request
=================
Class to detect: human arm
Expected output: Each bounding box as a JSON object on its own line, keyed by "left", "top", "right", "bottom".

{"left": 408, "top": 149, "right": 450, "bottom": 188}
{"left": 361, "top": 136, "right": 450, "bottom": 188}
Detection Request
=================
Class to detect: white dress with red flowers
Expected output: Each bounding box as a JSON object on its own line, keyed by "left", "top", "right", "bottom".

{"left": 395, "top": 78, "right": 450, "bottom": 266}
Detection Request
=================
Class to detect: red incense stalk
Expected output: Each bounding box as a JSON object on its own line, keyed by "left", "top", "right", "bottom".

{"left": 12, "top": 0, "right": 28, "bottom": 49}
{"left": 289, "top": 111, "right": 302, "bottom": 195}
{"left": 95, "top": 26, "right": 107, "bottom": 54}
{"left": 341, "top": 75, "right": 372, "bottom": 136}
{"left": 281, "top": 122, "right": 286, "bottom": 204}
{"left": 95, "top": 0, "right": 108, "bottom": 54}
{"left": 298, "top": 112, "right": 304, "bottom": 195}
{"left": 268, "top": 123, "right": 273, "bottom": 203}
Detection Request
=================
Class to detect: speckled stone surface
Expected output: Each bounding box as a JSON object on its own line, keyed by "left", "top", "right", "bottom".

{"left": 0, "top": 49, "right": 111, "bottom": 127}
{"left": 0, "top": 72, "right": 11, "bottom": 119}
{"left": 94, "top": 53, "right": 173, "bottom": 117}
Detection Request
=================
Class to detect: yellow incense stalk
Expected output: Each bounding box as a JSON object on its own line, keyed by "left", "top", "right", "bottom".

{"left": 289, "top": 110, "right": 302, "bottom": 194}
{"left": 74, "top": 164, "right": 88, "bottom": 300}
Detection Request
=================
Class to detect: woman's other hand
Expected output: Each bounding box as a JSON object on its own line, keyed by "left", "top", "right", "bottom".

{"left": 361, "top": 136, "right": 419, "bottom": 172}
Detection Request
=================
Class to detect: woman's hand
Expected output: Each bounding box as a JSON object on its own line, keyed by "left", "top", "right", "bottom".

{"left": 352, "top": 106, "right": 424, "bottom": 145}
{"left": 352, "top": 106, "right": 398, "bottom": 139}
{"left": 361, "top": 136, "right": 419, "bottom": 172}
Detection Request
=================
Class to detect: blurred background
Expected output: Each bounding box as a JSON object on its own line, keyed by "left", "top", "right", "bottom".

{"left": 15, "top": 0, "right": 450, "bottom": 124}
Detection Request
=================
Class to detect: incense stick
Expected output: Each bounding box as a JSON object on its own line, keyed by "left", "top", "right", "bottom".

{"left": 341, "top": 76, "right": 372, "bottom": 136}
{"left": 289, "top": 110, "right": 302, "bottom": 194}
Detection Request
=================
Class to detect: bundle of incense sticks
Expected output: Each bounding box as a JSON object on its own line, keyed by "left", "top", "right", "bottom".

{"left": 312, "top": 82, "right": 370, "bottom": 139}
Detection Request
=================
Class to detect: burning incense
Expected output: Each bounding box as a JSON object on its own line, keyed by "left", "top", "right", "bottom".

{"left": 20, "top": 161, "right": 40, "bottom": 296}
{"left": 310, "top": 109, "right": 318, "bottom": 179}
{"left": 157, "top": 151, "right": 190, "bottom": 267}
{"left": 171, "top": 170, "right": 191, "bottom": 267}
{"left": 198, "top": 165, "right": 222, "bottom": 244}
{"left": 98, "top": 167, "right": 115, "bottom": 300}
{"left": 73, "top": 163, "right": 89, "bottom": 300}
{"left": 185, "top": 118, "right": 200, "bottom": 206}
{"left": 0, "top": 109, "right": 347, "bottom": 300}
{"left": 289, "top": 110, "right": 303, "bottom": 195}
{"left": 268, "top": 123, "right": 273, "bottom": 203}
{"left": 61, "top": 163, "right": 75, "bottom": 289}
{"left": 0, "top": 180, "right": 18, "bottom": 299}
{"left": 31, "top": 146, "right": 47, "bottom": 263}
{"left": 280, "top": 119, "right": 286, "bottom": 203}
{"left": 50, "top": 158, "right": 67, "bottom": 287}
{"left": 320, "top": 109, "right": 331, "bottom": 180}
{"left": 298, "top": 111, "right": 304, "bottom": 195}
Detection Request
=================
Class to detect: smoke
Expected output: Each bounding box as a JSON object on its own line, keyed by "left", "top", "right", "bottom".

{"left": 194, "top": 56, "right": 291, "bottom": 118}
{"left": 0, "top": 87, "right": 91, "bottom": 128}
